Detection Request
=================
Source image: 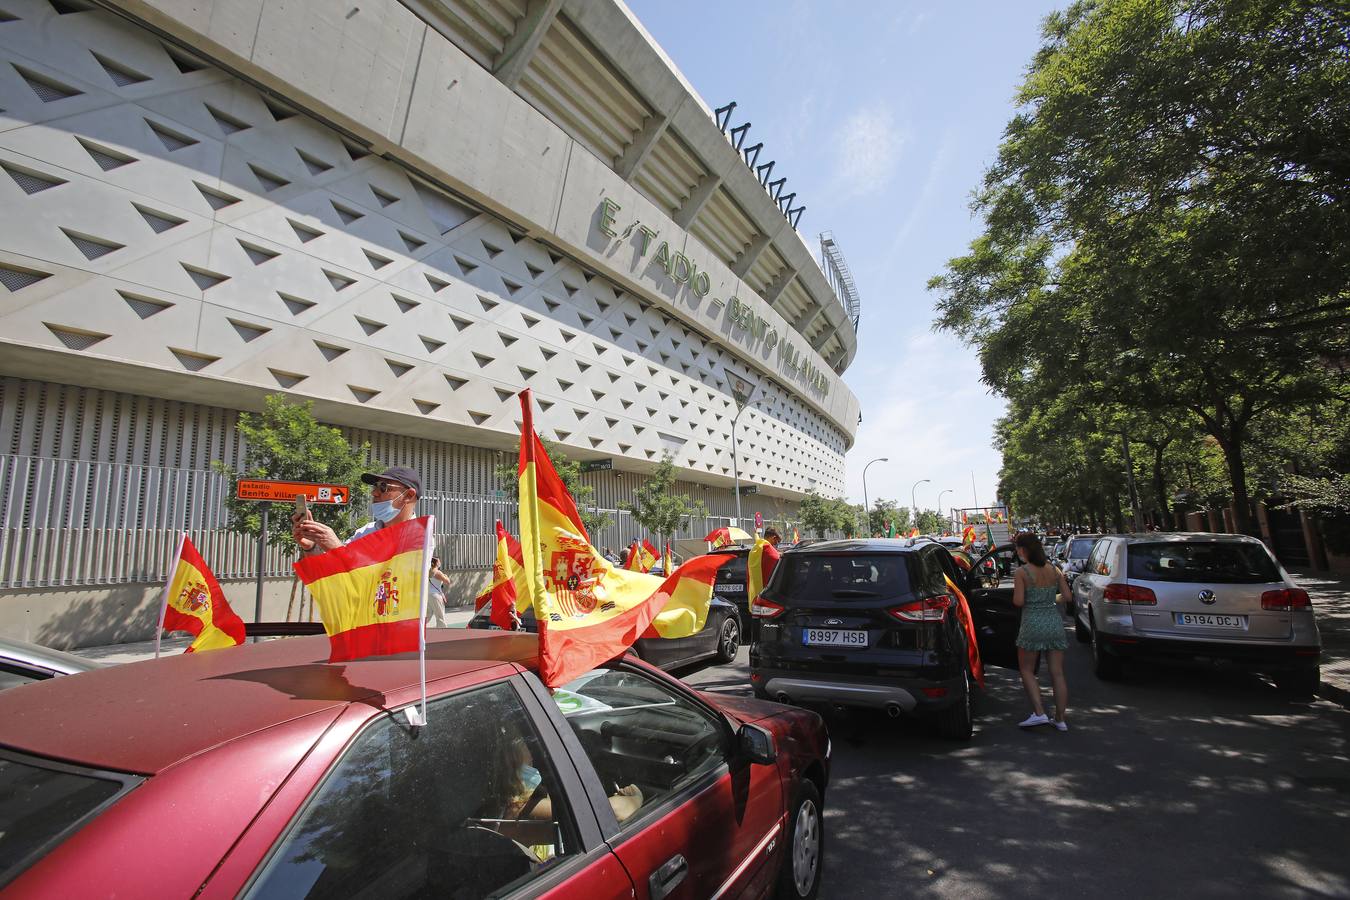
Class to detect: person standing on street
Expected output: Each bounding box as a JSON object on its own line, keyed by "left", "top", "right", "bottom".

{"left": 761, "top": 527, "right": 783, "bottom": 583}
{"left": 1012, "top": 531, "right": 1071, "bottom": 731}
{"left": 292, "top": 465, "right": 422, "bottom": 552}
{"left": 427, "top": 556, "right": 452, "bottom": 627}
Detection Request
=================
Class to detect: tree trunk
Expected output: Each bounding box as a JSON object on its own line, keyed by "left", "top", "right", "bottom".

{"left": 1222, "top": 437, "right": 1254, "bottom": 535}
{"left": 1152, "top": 445, "right": 1171, "bottom": 523}
{"left": 1111, "top": 497, "right": 1125, "bottom": 534}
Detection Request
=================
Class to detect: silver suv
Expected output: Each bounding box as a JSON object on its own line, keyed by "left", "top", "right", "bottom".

{"left": 1072, "top": 533, "right": 1321, "bottom": 694}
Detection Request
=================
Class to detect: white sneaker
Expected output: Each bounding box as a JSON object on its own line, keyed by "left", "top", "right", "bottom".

{"left": 1053, "top": 719, "right": 1068, "bottom": 732}
{"left": 1019, "top": 713, "right": 1050, "bottom": 728}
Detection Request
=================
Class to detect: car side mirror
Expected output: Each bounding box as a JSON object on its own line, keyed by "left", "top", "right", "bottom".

{"left": 738, "top": 723, "right": 777, "bottom": 765}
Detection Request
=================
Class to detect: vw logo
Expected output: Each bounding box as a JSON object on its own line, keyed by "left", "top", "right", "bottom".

{"left": 823, "top": 618, "right": 843, "bottom": 626}
{"left": 1198, "top": 589, "right": 1216, "bottom": 605}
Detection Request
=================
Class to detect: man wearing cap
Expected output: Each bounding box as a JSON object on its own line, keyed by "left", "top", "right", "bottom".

{"left": 292, "top": 466, "right": 421, "bottom": 554}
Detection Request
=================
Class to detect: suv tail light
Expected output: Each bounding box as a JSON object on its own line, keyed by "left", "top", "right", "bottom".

{"left": 1102, "top": 583, "right": 1157, "bottom": 605}
{"left": 1261, "top": 588, "right": 1311, "bottom": 611}
{"left": 750, "top": 596, "right": 786, "bottom": 618}
{"left": 888, "top": 594, "right": 953, "bottom": 623}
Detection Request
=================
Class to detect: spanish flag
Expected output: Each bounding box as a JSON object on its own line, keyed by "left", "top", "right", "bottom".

{"left": 746, "top": 536, "right": 777, "bottom": 603}
{"left": 662, "top": 542, "right": 674, "bottom": 574}
{"left": 294, "top": 516, "right": 432, "bottom": 662}
{"left": 624, "top": 540, "right": 658, "bottom": 573}
{"left": 516, "top": 390, "right": 720, "bottom": 687}
{"left": 792, "top": 527, "right": 800, "bottom": 543}
{"left": 474, "top": 520, "right": 527, "bottom": 630}
{"left": 962, "top": 525, "right": 977, "bottom": 549}
{"left": 157, "top": 535, "right": 245, "bottom": 653}
{"left": 946, "top": 574, "right": 985, "bottom": 688}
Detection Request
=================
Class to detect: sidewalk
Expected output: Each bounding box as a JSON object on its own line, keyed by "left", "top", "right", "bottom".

{"left": 73, "top": 605, "right": 480, "bottom": 665}
{"left": 1291, "top": 570, "right": 1350, "bottom": 706}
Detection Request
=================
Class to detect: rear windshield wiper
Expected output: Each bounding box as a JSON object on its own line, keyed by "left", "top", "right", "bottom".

{"left": 831, "top": 588, "right": 879, "bottom": 597}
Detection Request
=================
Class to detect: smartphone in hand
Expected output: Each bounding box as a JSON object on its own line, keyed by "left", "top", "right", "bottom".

{"left": 294, "top": 494, "right": 314, "bottom": 550}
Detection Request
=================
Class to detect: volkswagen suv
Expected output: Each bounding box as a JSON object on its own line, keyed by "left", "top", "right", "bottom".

{"left": 1072, "top": 533, "right": 1321, "bottom": 693}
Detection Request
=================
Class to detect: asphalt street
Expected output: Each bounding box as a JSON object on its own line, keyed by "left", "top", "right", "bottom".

{"left": 682, "top": 624, "right": 1350, "bottom": 899}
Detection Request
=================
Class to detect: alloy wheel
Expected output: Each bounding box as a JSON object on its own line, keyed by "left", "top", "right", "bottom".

{"left": 720, "top": 619, "right": 740, "bottom": 660}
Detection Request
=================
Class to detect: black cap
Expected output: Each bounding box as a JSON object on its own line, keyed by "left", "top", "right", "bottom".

{"left": 361, "top": 466, "right": 421, "bottom": 496}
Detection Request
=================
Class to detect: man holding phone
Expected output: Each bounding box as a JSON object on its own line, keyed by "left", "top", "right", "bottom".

{"left": 292, "top": 466, "right": 422, "bottom": 554}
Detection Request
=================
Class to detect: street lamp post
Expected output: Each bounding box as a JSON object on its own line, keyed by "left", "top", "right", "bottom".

{"left": 911, "top": 478, "right": 931, "bottom": 530}
{"left": 862, "top": 457, "right": 888, "bottom": 534}
{"left": 727, "top": 373, "right": 758, "bottom": 526}
{"left": 937, "top": 489, "right": 952, "bottom": 530}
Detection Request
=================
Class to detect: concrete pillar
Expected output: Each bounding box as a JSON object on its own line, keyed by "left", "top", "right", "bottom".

{"left": 1255, "top": 501, "right": 1275, "bottom": 551}
{"left": 1300, "top": 509, "right": 1330, "bottom": 571}
{"left": 1186, "top": 511, "right": 1206, "bottom": 531}
{"left": 1220, "top": 508, "right": 1234, "bottom": 533}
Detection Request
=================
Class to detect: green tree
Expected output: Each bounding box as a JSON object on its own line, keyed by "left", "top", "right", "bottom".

{"left": 214, "top": 395, "right": 373, "bottom": 547}
{"left": 866, "top": 499, "right": 909, "bottom": 536}
{"left": 915, "top": 509, "right": 948, "bottom": 535}
{"left": 621, "top": 454, "right": 706, "bottom": 548}
{"left": 930, "top": 0, "right": 1350, "bottom": 534}
{"left": 494, "top": 441, "right": 612, "bottom": 536}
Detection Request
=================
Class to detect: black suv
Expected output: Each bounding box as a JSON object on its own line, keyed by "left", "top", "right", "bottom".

{"left": 749, "top": 539, "right": 1019, "bottom": 739}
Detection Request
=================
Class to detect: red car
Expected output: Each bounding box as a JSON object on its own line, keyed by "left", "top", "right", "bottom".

{"left": 0, "top": 630, "right": 829, "bottom": 899}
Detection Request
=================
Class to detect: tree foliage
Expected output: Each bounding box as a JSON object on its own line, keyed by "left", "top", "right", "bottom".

{"left": 621, "top": 454, "right": 706, "bottom": 545}
{"left": 866, "top": 499, "right": 909, "bottom": 536}
{"left": 214, "top": 395, "right": 373, "bottom": 547}
{"left": 931, "top": 0, "right": 1350, "bottom": 534}
{"left": 798, "top": 490, "right": 859, "bottom": 539}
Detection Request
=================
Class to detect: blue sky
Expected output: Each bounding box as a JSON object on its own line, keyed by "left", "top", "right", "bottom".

{"left": 626, "top": 0, "right": 1065, "bottom": 517}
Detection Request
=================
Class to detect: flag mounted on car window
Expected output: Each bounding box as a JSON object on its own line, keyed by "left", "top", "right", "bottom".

{"left": 516, "top": 389, "right": 720, "bottom": 687}
{"left": 295, "top": 516, "right": 433, "bottom": 662}
{"left": 157, "top": 534, "right": 246, "bottom": 654}
{"left": 475, "top": 520, "right": 527, "bottom": 630}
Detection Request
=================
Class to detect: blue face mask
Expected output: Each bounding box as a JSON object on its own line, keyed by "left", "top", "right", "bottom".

{"left": 519, "top": 764, "right": 542, "bottom": 791}
{"left": 371, "top": 490, "right": 405, "bottom": 524}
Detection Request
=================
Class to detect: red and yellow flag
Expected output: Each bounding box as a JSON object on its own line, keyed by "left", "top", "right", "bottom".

{"left": 746, "top": 536, "right": 780, "bottom": 602}
{"left": 945, "top": 574, "right": 985, "bottom": 689}
{"left": 662, "top": 542, "right": 674, "bottom": 574}
{"left": 792, "top": 527, "right": 800, "bottom": 543}
{"left": 962, "top": 525, "right": 977, "bottom": 549}
{"left": 624, "top": 540, "right": 658, "bottom": 573}
{"left": 475, "top": 520, "right": 527, "bottom": 630}
{"left": 158, "top": 535, "right": 245, "bottom": 652}
{"left": 516, "top": 390, "right": 720, "bottom": 687}
{"left": 294, "top": 516, "right": 432, "bottom": 662}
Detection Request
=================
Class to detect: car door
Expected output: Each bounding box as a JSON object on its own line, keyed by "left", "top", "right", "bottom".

{"left": 937, "top": 548, "right": 1017, "bottom": 670}
{"left": 532, "top": 665, "right": 784, "bottom": 899}
{"left": 213, "top": 677, "right": 634, "bottom": 900}
{"left": 1073, "top": 539, "right": 1110, "bottom": 624}
{"left": 962, "top": 544, "right": 1021, "bottom": 667}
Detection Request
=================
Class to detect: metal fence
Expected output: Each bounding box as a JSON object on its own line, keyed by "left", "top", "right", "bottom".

{"left": 0, "top": 454, "right": 791, "bottom": 589}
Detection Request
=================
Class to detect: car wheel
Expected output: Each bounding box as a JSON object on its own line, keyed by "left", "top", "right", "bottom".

{"left": 1090, "top": 614, "right": 1123, "bottom": 681}
{"left": 777, "top": 780, "right": 824, "bottom": 899}
{"left": 715, "top": 616, "right": 740, "bottom": 664}
{"left": 934, "top": 667, "right": 974, "bottom": 741}
{"left": 1276, "top": 664, "right": 1320, "bottom": 697}
{"left": 1074, "top": 610, "right": 1091, "bottom": 643}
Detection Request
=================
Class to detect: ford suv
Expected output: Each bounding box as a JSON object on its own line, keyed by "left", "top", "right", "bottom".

{"left": 748, "top": 539, "right": 1019, "bottom": 740}
{"left": 1072, "top": 533, "right": 1322, "bottom": 693}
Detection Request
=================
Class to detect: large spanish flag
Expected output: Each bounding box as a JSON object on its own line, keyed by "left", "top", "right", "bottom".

{"left": 158, "top": 535, "right": 245, "bottom": 652}
{"left": 517, "top": 389, "right": 720, "bottom": 687}
{"left": 746, "top": 536, "right": 775, "bottom": 603}
{"left": 474, "top": 520, "right": 527, "bottom": 630}
{"left": 294, "top": 516, "right": 432, "bottom": 662}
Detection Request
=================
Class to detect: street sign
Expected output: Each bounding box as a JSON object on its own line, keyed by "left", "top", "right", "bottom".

{"left": 740, "top": 485, "right": 759, "bottom": 495}
{"left": 754, "top": 511, "right": 763, "bottom": 530}
{"left": 580, "top": 458, "right": 613, "bottom": 473}
{"left": 236, "top": 479, "right": 350, "bottom": 504}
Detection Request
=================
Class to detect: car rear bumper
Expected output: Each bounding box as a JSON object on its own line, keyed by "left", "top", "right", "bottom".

{"left": 751, "top": 667, "right": 964, "bottom": 713}
{"left": 1097, "top": 633, "right": 1321, "bottom": 670}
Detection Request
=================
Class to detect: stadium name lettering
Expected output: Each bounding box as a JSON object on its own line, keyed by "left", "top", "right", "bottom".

{"left": 597, "top": 198, "right": 828, "bottom": 398}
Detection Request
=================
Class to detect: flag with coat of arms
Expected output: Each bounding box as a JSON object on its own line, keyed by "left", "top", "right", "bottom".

{"left": 157, "top": 534, "right": 246, "bottom": 653}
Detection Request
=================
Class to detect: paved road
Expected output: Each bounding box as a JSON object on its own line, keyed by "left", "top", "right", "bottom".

{"left": 682, "top": 627, "right": 1350, "bottom": 899}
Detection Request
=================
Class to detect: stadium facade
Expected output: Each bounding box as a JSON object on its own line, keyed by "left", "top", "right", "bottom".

{"left": 0, "top": 0, "right": 860, "bottom": 645}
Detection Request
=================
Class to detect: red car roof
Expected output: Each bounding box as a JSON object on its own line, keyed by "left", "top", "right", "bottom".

{"left": 0, "top": 630, "right": 540, "bottom": 775}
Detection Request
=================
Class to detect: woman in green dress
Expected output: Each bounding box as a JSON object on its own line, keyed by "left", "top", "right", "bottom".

{"left": 1012, "top": 532, "right": 1072, "bottom": 731}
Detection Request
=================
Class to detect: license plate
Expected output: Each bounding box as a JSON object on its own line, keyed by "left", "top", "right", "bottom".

{"left": 803, "top": 628, "right": 868, "bottom": 648}
{"left": 1175, "top": 613, "right": 1245, "bottom": 628}
{"left": 714, "top": 583, "right": 743, "bottom": 594}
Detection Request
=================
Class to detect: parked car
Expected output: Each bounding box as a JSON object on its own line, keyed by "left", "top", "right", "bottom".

{"left": 706, "top": 544, "right": 755, "bottom": 630}
{"left": 0, "top": 629, "right": 830, "bottom": 899}
{"left": 1071, "top": 533, "right": 1321, "bottom": 693}
{"left": 468, "top": 596, "right": 742, "bottom": 672}
{"left": 748, "top": 540, "right": 1019, "bottom": 740}
{"left": 1059, "top": 533, "right": 1105, "bottom": 587}
{"left": 0, "top": 634, "right": 102, "bottom": 691}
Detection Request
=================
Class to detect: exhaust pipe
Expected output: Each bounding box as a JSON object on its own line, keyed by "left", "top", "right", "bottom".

{"left": 885, "top": 703, "right": 903, "bottom": 719}
{"left": 775, "top": 693, "right": 792, "bottom": 705}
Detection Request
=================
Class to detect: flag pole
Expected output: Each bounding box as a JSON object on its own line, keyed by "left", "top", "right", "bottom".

{"left": 154, "top": 532, "right": 187, "bottom": 660}
{"left": 405, "top": 515, "right": 434, "bottom": 729}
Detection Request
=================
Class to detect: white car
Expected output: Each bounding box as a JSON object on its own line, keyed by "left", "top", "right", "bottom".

{"left": 1072, "top": 533, "right": 1321, "bottom": 694}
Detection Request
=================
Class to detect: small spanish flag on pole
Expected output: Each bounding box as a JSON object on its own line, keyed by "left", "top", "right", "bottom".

{"left": 155, "top": 534, "right": 246, "bottom": 657}
{"left": 662, "top": 542, "right": 674, "bottom": 574}
{"left": 475, "top": 520, "right": 527, "bottom": 630}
